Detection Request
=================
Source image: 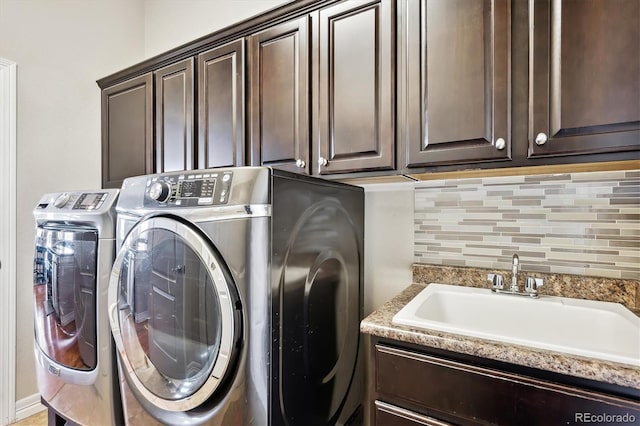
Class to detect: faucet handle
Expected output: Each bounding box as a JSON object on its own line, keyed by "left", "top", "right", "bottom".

{"left": 525, "top": 277, "right": 544, "bottom": 294}
{"left": 488, "top": 273, "right": 504, "bottom": 290}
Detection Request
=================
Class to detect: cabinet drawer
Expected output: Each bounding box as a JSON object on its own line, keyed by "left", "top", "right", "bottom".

{"left": 375, "top": 344, "right": 640, "bottom": 425}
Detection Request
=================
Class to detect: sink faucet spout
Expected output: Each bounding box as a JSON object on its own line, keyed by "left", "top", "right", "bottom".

{"left": 511, "top": 254, "right": 520, "bottom": 291}
{"left": 491, "top": 253, "right": 542, "bottom": 298}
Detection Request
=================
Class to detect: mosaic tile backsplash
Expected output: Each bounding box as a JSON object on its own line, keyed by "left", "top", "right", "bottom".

{"left": 414, "top": 169, "right": 640, "bottom": 280}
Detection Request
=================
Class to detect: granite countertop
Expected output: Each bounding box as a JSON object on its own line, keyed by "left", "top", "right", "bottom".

{"left": 361, "top": 283, "right": 640, "bottom": 391}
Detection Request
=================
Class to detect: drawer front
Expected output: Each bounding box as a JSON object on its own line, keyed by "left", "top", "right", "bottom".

{"left": 375, "top": 344, "right": 640, "bottom": 425}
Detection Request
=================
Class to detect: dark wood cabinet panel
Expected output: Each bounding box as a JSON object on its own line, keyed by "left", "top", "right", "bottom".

{"left": 248, "top": 17, "right": 310, "bottom": 174}
{"left": 403, "top": 0, "right": 511, "bottom": 168}
{"left": 315, "top": 0, "right": 395, "bottom": 174}
{"left": 528, "top": 0, "right": 640, "bottom": 158}
{"left": 372, "top": 343, "right": 640, "bottom": 426}
{"left": 155, "top": 58, "right": 194, "bottom": 173}
{"left": 101, "top": 74, "right": 153, "bottom": 189}
{"left": 197, "top": 40, "right": 246, "bottom": 169}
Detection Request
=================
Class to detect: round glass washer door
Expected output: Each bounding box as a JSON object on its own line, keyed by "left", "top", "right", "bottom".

{"left": 109, "top": 216, "right": 240, "bottom": 412}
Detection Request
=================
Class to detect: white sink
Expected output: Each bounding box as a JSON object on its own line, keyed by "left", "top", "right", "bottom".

{"left": 392, "top": 283, "right": 640, "bottom": 366}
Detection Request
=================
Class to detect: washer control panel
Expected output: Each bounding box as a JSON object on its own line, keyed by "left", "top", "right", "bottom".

{"left": 144, "top": 171, "right": 233, "bottom": 207}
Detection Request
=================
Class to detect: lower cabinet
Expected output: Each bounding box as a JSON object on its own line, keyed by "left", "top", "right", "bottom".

{"left": 371, "top": 342, "right": 640, "bottom": 426}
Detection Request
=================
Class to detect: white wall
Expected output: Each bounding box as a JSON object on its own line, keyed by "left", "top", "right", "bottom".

{"left": 0, "top": 0, "right": 145, "bottom": 402}
{"left": 362, "top": 183, "right": 415, "bottom": 316}
{"left": 142, "top": 0, "right": 289, "bottom": 58}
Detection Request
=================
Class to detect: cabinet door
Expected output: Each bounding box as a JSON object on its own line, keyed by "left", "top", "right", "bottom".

{"left": 198, "top": 40, "right": 245, "bottom": 169}
{"left": 374, "top": 344, "right": 640, "bottom": 426}
{"left": 529, "top": 0, "right": 640, "bottom": 157}
{"left": 404, "top": 0, "right": 511, "bottom": 168}
{"left": 101, "top": 74, "right": 153, "bottom": 189}
{"left": 248, "top": 17, "right": 310, "bottom": 174}
{"left": 155, "top": 58, "right": 195, "bottom": 172}
{"left": 316, "top": 0, "right": 395, "bottom": 175}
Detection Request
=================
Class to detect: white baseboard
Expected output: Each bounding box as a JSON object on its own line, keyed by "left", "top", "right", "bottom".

{"left": 14, "top": 395, "right": 44, "bottom": 423}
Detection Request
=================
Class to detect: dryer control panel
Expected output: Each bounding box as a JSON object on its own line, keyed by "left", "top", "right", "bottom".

{"left": 35, "top": 191, "right": 111, "bottom": 211}
{"left": 144, "top": 170, "right": 233, "bottom": 207}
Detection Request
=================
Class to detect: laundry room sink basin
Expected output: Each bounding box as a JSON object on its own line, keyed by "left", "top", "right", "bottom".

{"left": 392, "top": 284, "right": 640, "bottom": 366}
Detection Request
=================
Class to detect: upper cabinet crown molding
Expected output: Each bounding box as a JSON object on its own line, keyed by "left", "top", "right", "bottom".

{"left": 96, "top": 0, "right": 340, "bottom": 89}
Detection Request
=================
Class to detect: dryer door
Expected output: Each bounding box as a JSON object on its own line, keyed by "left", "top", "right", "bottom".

{"left": 109, "top": 216, "right": 241, "bottom": 412}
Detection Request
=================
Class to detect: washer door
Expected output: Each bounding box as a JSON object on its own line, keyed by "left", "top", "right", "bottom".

{"left": 109, "top": 216, "right": 240, "bottom": 412}
{"left": 33, "top": 224, "right": 98, "bottom": 372}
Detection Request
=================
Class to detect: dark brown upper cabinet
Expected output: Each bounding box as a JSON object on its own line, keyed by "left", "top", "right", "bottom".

{"left": 248, "top": 17, "right": 310, "bottom": 174}
{"left": 197, "top": 40, "right": 246, "bottom": 169}
{"left": 403, "top": 0, "right": 511, "bottom": 168}
{"left": 314, "top": 0, "right": 395, "bottom": 175}
{"left": 154, "top": 58, "right": 195, "bottom": 173}
{"left": 98, "top": 0, "right": 639, "bottom": 185}
{"left": 528, "top": 0, "right": 640, "bottom": 158}
{"left": 101, "top": 74, "right": 153, "bottom": 189}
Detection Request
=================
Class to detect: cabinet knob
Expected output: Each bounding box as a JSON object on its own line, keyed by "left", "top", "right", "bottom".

{"left": 494, "top": 138, "right": 506, "bottom": 150}
{"left": 535, "top": 132, "right": 548, "bottom": 146}
{"left": 318, "top": 157, "right": 328, "bottom": 167}
{"left": 295, "top": 159, "right": 306, "bottom": 168}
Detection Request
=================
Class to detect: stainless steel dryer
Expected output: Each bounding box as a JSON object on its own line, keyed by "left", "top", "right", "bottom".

{"left": 32, "top": 189, "right": 123, "bottom": 425}
{"left": 109, "top": 167, "right": 364, "bottom": 425}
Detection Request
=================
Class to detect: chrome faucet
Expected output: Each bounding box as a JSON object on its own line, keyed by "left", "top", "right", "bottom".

{"left": 487, "top": 253, "right": 544, "bottom": 298}
{"left": 511, "top": 254, "right": 520, "bottom": 292}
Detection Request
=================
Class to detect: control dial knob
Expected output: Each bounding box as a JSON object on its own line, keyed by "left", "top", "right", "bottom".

{"left": 149, "top": 182, "right": 171, "bottom": 202}
{"left": 53, "top": 193, "right": 70, "bottom": 208}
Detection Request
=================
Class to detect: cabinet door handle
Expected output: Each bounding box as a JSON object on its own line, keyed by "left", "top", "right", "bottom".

{"left": 535, "top": 132, "right": 548, "bottom": 146}
{"left": 318, "top": 157, "right": 328, "bottom": 167}
{"left": 295, "top": 159, "right": 306, "bottom": 168}
{"left": 494, "top": 138, "right": 506, "bottom": 150}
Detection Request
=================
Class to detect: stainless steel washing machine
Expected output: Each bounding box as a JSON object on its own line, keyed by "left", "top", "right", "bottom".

{"left": 108, "top": 167, "right": 364, "bottom": 425}
{"left": 33, "top": 189, "right": 123, "bottom": 425}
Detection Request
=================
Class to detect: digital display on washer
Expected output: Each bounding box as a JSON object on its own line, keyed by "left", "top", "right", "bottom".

{"left": 73, "top": 192, "right": 107, "bottom": 210}
{"left": 178, "top": 179, "right": 216, "bottom": 199}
